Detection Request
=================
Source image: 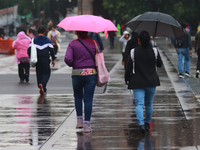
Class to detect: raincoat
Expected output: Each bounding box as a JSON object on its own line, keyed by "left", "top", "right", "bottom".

{"left": 12, "top": 31, "right": 31, "bottom": 64}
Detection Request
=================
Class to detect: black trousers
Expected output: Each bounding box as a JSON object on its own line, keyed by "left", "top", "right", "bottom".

{"left": 197, "top": 48, "right": 200, "bottom": 71}
{"left": 36, "top": 59, "right": 51, "bottom": 92}
{"left": 53, "top": 45, "right": 58, "bottom": 55}
{"left": 18, "top": 62, "right": 30, "bottom": 80}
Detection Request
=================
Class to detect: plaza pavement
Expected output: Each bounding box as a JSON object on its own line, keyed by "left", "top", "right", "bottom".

{"left": 0, "top": 33, "right": 200, "bottom": 149}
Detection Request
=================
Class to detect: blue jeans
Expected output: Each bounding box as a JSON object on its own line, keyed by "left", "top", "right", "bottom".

{"left": 72, "top": 74, "right": 97, "bottom": 121}
{"left": 133, "top": 87, "right": 156, "bottom": 125}
{"left": 176, "top": 48, "right": 190, "bottom": 74}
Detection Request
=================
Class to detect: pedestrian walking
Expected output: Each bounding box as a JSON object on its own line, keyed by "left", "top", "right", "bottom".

{"left": 0, "top": 27, "right": 5, "bottom": 39}
{"left": 125, "top": 31, "right": 163, "bottom": 134}
{"left": 12, "top": 31, "right": 31, "bottom": 83}
{"left": 108, "top": 31, "right": 117, "bottom": 49}
{"left": 122, "top": 31, "right": 138, "bottom": 68}
{"left": 150, "top": 36, "right": 157, "bottom": 47}
{"left": 173, "top": 23, "right": 192, "bottom": 78}
{"left": 47, "top": 26, "right": 61, "bottom": 55}
{"left": 28, "top": 27, "right": 56, "bottom": 95}
{"left": 88, "top": 32, "right": 104, "bottom": 52}
{"left": 119, "top": 31, "right": 131, "bottom": 66}
{"left": 194, "top": 30, "right": 200, "bottom": 78}
{"left": 9, "top": 22, "right": 15, "bottom": 37}
{"left": 64, "top": 31, "right": 99, "bottom": 133}
{"left": 27, "top": 28, "right": 35, "bottom": 39}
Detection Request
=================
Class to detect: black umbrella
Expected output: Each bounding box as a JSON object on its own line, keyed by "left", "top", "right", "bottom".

{"left": 126, "top": 12, "right": 186, "bottom": 38}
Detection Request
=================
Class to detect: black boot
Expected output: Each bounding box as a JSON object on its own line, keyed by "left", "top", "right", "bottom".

{"left": 145, "top": 123, "right": 150, "bottom": 131}
{"left": 139, "top": 125, "right": 145, "bottom": 134}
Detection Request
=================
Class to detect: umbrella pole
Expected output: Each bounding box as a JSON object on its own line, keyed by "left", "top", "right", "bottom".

{"left": 154, "top": 21, "right": 158, "bottom": 37}
{"left": 152, "top": 22, "right": 158, "bottom": 47}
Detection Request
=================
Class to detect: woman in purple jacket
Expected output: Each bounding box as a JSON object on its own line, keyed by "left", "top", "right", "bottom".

{"left": 64, "top": 31, "right": 99, "bottom": 133}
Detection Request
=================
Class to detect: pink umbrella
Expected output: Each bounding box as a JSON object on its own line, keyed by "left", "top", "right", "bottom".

{"left": 57, "top": 15, "right": 118, "bottom": 33}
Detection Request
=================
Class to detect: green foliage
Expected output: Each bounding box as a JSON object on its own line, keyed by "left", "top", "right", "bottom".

{"left": 0, "top": 0, "right": 77, "bottom": 18}
{"left": 102, "top": 0, "right": 200, "bottom": 28}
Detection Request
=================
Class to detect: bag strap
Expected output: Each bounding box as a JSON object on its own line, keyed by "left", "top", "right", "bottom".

{"left": 31, "top": 38, "right": 34, "bottom": 45}
{"left": 77, "top": 39, "right": 95, "bottom": 62}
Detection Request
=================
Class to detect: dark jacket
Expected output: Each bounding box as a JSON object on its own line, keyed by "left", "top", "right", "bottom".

{"left": 108, "top": 31, "right": 116, "bottom": 39}
{"left": 88, "top": 32, "right": 104, "bottom": 50}
{"left": 173, "top": 31, "right": 192, "bottom": 50}
{"left": 123, "top": 32, "right": 138, "bottom": 65}
{"left": 125, "top": 44, "right": 163, "bottom": 89}
{"left": 27, "top": 35, "right": 56, "bottom": 62}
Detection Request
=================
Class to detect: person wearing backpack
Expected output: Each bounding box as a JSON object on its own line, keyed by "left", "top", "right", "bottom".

{"left": 125, "top": 31, "right": 163, "bottom": 134}
{"left": 173, "top": 23, "right": 192, "bottom": 78}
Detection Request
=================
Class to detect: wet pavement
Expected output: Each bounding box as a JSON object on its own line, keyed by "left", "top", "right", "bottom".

{"left": 1, "top": 33, "right": 200, "bottom": 149}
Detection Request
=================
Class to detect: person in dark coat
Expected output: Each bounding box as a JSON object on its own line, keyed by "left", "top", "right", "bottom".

{"left": 88, "top": 32, "right": 104, "bottom": 52}
{"left": 0, "top": 27, "right": 5, "bottom": 39}
{"left": 108, "top": 31, "right": 117, "bottom": 49}
{"left": 122, "top": 31, "right": 138, "bottom": 68}
{"left": 28, "top": 27, "right": 56, "bottom": 95}
{"left": 125, "top": 31, "right": 163, "bottom": 134}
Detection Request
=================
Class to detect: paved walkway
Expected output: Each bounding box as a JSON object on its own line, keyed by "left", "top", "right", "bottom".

{"left": 1, "top": 33, "right": 200, "bottom": 149}
{"left": 39, "top": 37, "right": 200, "bottom": 150}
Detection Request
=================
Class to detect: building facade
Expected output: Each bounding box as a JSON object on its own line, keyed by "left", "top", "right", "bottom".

{"left": 78, "top": 0, "right": 93, "bottom": 15}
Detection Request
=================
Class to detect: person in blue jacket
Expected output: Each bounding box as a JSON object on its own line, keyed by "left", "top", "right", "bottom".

{"left": 88, "top": 32, "right": 104, "bottom": 52}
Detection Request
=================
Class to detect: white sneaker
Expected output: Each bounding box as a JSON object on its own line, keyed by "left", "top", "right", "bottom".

{"left": 185, "top": 72, "right": 191, "bottom": 78}
{"left": 179, "top": 74, "right": 184, "bottom": 78}
{"left": 196, "top": 70, "right": 199, "bottom": 78}
{"left": 84, "top": 122, "right": 92, "bottom": 133}
{"left": 76, "top": 117, "right": 83, "bottom": 128}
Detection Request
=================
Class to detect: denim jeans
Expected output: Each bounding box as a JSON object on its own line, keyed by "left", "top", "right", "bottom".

{"left": 72, "top": 74, "right": 97, "bottom": 121}
{"left": 176, "top": 48, "right": 190, "bottom": 74}
{"left": 133, "top": 87, "right": 156, "bottom": 125}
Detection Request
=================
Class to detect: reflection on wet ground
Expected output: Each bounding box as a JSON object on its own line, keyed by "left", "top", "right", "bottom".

{"left": 0, "top": 94, "right": 74, "bottom": 149}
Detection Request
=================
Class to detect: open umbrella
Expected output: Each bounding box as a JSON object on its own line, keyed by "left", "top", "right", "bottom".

{"left": 126, "top": 12, "right": 185, "bottom": 38}
{"left": 57, "top": 15, "right": 118, "bottom": 33}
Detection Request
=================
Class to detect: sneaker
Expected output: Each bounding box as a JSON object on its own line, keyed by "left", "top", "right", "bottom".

{"left": 145, "top": 123, "right": 150, "bottom": 131}
{"left": 25, "top": 74, "right": 29, "bottom": 82}
{"left": 185, "top": 72, "right": 191, "bottom": 78}
{"left": 178, "top": 74, "right": 184, "bottom": 78}
{"left": 196, "top": 70, "right": 199, "bottom": 78}
{"left": 84, "top": 121, "right": 92, "bottom": 133}
{"left": 38, "top": 84, "right": 44, "bottom": 95}
{"left": 139, "top": 125, "right": 145, "bottom": 134}
{"left": 76, "top": 117, "right": 83, "bottom": 129}
{"left": 20, "top": 79, "right": 24, "bottom": 83}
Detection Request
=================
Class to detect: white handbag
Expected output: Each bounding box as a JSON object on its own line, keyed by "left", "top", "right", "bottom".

{"left": 30, "top": 38, "right": 37, "bottom": 67}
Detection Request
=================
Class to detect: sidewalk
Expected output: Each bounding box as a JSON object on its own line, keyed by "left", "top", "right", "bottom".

{"left": 39, "top": 38, "right": 200, "bottom": 149}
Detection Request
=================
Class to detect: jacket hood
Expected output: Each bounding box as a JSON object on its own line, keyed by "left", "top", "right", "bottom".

{"left": 17, "top": 31, "right": 30, "bottom": 40}
{"left": 123, "top": 31, "right": 129, "bottom": 35}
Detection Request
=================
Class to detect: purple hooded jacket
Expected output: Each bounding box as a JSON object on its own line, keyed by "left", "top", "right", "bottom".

{"left": 64, "top": 37, "right": 99, "bottom": 69}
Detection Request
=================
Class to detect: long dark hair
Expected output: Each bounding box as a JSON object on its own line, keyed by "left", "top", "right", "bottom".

{"left": 139, "top": 31, "right": 150, "bottom": 47}
{"left": 77, "top": 31, "right": 88, "bottom": 39}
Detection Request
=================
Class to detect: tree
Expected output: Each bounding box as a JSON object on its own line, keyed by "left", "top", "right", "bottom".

{"left": 102, "top": 0, "right": 200, "bottom": 30}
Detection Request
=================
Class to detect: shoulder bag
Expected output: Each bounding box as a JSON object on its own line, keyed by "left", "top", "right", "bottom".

{"left": 30, "top": 38, "right": 37, "bottom": 67}
{"left": 77, "top": 39, "right": 110, "bottom": 87}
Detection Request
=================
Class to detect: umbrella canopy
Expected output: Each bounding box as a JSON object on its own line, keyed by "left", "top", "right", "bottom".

{"left": 126, "top": 12, "right": 185, "bottom": 38}
{"left": 57, "top": 15, "right": 118, "bottom": 33}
